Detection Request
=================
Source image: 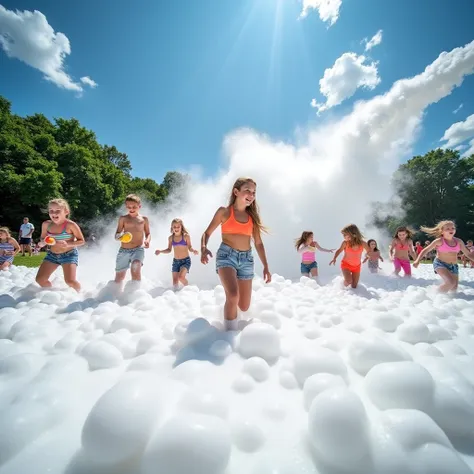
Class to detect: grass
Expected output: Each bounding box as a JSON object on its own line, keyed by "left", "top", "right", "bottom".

{"left": 13, "top": 253, "right": 46, "bottom": 268}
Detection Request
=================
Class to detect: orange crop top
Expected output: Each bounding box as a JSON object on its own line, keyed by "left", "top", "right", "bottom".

{"left": 221, "top": 206, "right": 253, "bottom": 236}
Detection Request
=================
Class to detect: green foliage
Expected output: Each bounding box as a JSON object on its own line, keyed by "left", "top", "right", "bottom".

{"left": 372, "top": 148, "right": 474, "bottom": 239}
{"left": 0, "top": 94, "right": 185, "bottom": 237}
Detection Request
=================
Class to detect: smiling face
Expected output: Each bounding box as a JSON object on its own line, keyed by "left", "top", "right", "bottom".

{"left": 369, "top": 240, "right": 377, "bottom": 250}
{"left": 397, "top": 230, "right": 407, "bottom": 241}
{"left": 441, "top": 222, "right": 456, "bottom": 239}
{"left": 305, "top": 233, "right": 314, "bottom": 245}
{"left": 0, "top": 230, "right": 7, "bottom": 240}
{"left": 172, "top": 222, "right": 182, "bottom": 235}
{"left": 234, "top": 180, "right": 256, "bottom": 207}
{"left": 125, "top": 200, "right": 141, "bottom": 217}
{"left": 48, "top": 204, "right": 68, "bottom": 224}
{"left": 342, "top": 232, "right": 351, "bottom": 242}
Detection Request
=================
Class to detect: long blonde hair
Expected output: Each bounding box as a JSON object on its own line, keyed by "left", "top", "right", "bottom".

{"left": 48, "top": 198, "right": 71, "bottom": 216}
{"left": 341, "top": 224, "right": 364, "bottom": 246}
{"left": 420, "top": 220, "right": 455, "bottom": 238}
{"left": 0, "top": 227, "right": 11, "bottom": 240}
{"left": 228, "top": 177, "right": 267, "bottom": 235}
{"left": 295, "top": 231, "right": 313, "bottom": 250}
{"left": 170, "top": 218, "right": 189, "bottom": 236}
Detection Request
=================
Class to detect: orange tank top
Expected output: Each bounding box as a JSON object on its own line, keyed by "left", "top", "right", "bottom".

{"left": 343, "top": 244, "right": 363, "bottom": 265}
{"left": 221, "top": 206, "right": 253, "bottom": 236}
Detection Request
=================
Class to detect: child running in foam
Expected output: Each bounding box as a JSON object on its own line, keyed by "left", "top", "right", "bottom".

{"left": 295, "top": 231, "right": 334, "bottom": 279}
{"left": 0, "top": 227, "right": 20, "bottom": 271}
{"left": 330, "top": 224, "right": 369, "bottom": 288}
{"left": 36, "top": 199, "right": 85, "bottom": 291}
{"left": 114, "top": 194, "right": 151, "bottom": 285}
{"left": 201, "top": 177, "right": 271, "bottom": 331}
{"left": 389, "top": 226, "right": 416, "bottom": 277}
{"left": 155, "top": 218, "right": 198, "bottom": 290}
{"left": 414, "top": 220, "right": 474, "bottom": 293}
{"left": 462, "top": 239, "right": 473, "bottom": 268}
{"left": 362, "top": 239, "right": 383, "bottom": 273}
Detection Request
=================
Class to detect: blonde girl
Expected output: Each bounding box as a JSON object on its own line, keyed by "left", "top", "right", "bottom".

{"left": 330, "top": 224, "right": 370, "bottom": 288}
{"left": 155, "top": 218, "right": 198, "bottom": 289}
{"left": 363, "top": 239, "right": 384, "bottom": 273}
{"left": 414, "top": 220, "right": 474, "bottom": 292}
{"left": 0, "top": 227, "right": 20, "bottom": 270}
{"left": 295, "top": 231, "right": 334, "bottom": 278}
{"left": 389, "top": 226, "right": 417, "bottom": 277}
{"left": 36, "top": 199, "right": 85, "bottom": 291}
{"left": 201, "top": 177, "right": 271, "bottom": 331}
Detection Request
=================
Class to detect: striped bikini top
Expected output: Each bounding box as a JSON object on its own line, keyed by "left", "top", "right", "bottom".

{"left": 0, "top": 240, "right": 14, "bottom": 253}
{"left": 46, "top": 220, "right": 74, "bottom": 240}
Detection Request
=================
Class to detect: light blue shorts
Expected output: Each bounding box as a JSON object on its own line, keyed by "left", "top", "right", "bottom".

{"left": 44, "top": 248, "right": 79, "bottom": 266}
{"left": 215, "top": 243, "right": 254, "bottom": 280}
{"left": 115, "top": 247, "right": 145, "bottom": 272}
{"left": 433, "top": 257, "right": 459, "bottom": 275}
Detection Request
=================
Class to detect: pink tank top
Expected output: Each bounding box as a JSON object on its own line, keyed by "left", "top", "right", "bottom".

{"left": 437, "top": 238, "right": 460, "bottom": 253}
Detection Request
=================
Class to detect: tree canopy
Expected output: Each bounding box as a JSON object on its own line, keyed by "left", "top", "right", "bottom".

{"left": 0, "top": 95, "right": 185, "bottom": 237}
{"left": 371, "top": 148, "right": 474, "bottom": 239}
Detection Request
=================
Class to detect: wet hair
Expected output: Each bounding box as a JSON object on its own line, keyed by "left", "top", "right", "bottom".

{"left": 228, "top": 177, "right": 267, "bottom": 235}
{"left": 341, "top": 224, "right": 363, "bottom": 246}
{"left": 295, "top": 231, "right": 313, "bottom": 250}
{"left": 48, "top": 198, "right": 71, "bottom": 216}
{"left": 367, "top": 239, "right": 379, "bottom": 251}
{"left": 393, "top": 226, "right": 414, "bottom": 240}
{"left": 125, "top": 194, "right": 141, "bottom": 205}
{"left": 420, "top": 220, "right": 455, "bottom": 238}
{"left": 170, "top": 218, "right": 189, "bottom": 235}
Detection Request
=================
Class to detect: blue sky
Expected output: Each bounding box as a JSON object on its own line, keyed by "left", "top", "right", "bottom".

{"left": 1, "top": 0, "right": 473, "bottom": 183}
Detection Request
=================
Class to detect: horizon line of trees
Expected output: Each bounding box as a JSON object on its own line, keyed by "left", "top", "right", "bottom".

{"left": 370, "top": 148, "right": 474, "bottom": 241}
{"left": 1, "top": 95, "right": 473, "bottom": 243}
{"left": 0, "top": 95, "right": 186, "bottom": 239}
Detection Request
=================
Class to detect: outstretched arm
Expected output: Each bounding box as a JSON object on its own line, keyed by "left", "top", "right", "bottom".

{"left": 329, "top": 242, "right": 346, "bottom": 265}
{"left": 314, "top": 241, "right": 335, "bottom": 253}
{"left": 459, "top": 239, "right": 474, "bottom": 262}
{"left": 156, "top": 236, "right": 173, "bottom": 255}
{"left": 414, "top": 239, "right": 440, "bottom": 266}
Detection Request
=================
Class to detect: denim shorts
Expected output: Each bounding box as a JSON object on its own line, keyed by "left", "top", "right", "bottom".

{"left": 172, "top": 256, "right": 191, "bottom": 273}
{"left": 115, "top": 246, "right": 145, "bottom": 272}
{"left": 44, "top": 248, "right": 79, "bottom": 266}
{"left": 301, "top": 261, "right": 318, "bottom": 274}
{"left": 215, "top": 243, "right": 254, "bottom": 280}
{"left": 433, "top": 257, "right": 459, "bottom": 275}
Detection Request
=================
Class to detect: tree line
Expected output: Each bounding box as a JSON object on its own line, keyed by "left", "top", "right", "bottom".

{"left": 371, "top": 148, "right": 474, "bottom": 240}
{"left": 1, "top": 94, "right": 473, "bottom": 242}
{"left": 0, "top": 95, "right": 186, "bottom": 238}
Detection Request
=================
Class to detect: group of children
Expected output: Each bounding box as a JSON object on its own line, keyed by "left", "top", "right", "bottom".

{"left": 296, "top": 223, "right": 474, "bottom": 292}
{"left": 2, "top": 178, "right": 474, "bottom": 331}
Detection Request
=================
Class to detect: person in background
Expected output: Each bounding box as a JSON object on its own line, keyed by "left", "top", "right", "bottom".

{"left": 19, "top": 217, "right": 34, "bottom": 257}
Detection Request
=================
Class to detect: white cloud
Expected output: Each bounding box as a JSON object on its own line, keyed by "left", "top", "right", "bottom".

{"left": 0, "top": 5, "right": 96, "bottom": 93}
{"left": 364, "top": 29, "right": 383, "bottom": 51}
{"left": 80, "top": 76, "right": 98, "bottom": 88}
{"left": 299, "top": 0, "right": 342, "bottom": 25}
{"left": 453, "top": 103, "right": 463, "bottom": 114}
{"left": 440, "top": 113, "right": 474, "bottom": 148}
{"left": 462, "top": 139, "right": 474, "bottom": 157}
{"left": 311, "top": 52, "right": 380, "bottom": 113}
{"left": 92, "top": 40, "right": 474, "bottom": 286}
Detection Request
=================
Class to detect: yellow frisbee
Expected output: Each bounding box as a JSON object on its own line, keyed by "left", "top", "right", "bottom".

{"left": 119, "top": 232, "right": 133, "bottom": 243}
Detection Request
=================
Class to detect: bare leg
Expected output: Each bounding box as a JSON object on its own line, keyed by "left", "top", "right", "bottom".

{"left": 178, "top": 268, "right": 189, "bottom": 286}
{"left": 341, "top": 269, "right": 352, "bottom": 287}
{"left": 172, "top": 271, "right": 179, "bottom": 288}
{"left": 351, "top": 271, "right": 361, "bottom": 288}
{"left": 237, "top": 279, "right": 253, "bottom": 312}
{"left": 310, "top": 267, "right": 319, "bottom": 278}
{"left": 130, "top": 260, "right": 142, "bottom": 281}
{"left": 114, "top": 270, "right": 127, "bottom": 285}
{"left": 218, "top": 267, "right": 239, "bottom": 322}
{"left": 451, "top": 273, "right": 459, "bottom": 292}
{"left": 435, "top": 268, "right": 456, "bottom": 293}
{"left": 62, "top": 263, "right": 81, "bottom": 292}
{"left": 0, "top": 261, "right": 12, "bottom": 271}
{"left": 36, "top": 261, "right": 58, "bottom": 287}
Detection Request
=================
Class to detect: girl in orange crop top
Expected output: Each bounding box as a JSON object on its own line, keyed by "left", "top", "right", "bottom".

{"left": 200, "top": 177, "right": 271, "bottom": 331}
{"left": 329, "top": 223, "right": 370, "bottom": 289}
